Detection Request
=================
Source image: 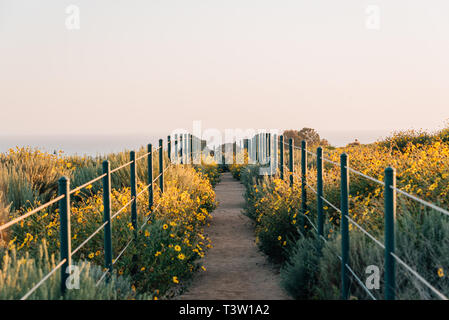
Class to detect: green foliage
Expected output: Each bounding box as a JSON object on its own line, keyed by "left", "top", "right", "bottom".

{"left": 0, "top": 242, "right": 145, "bottom": 300}
{"left": 283, "top": 128, "right": 328, "bottom": 147}
{"left": 244, "top": 174, "right": 300, "bottom": 263}
{"left": 0, "top": 146, "right": 219, "bottom": 300}
{"left": 0, "top": 148, "right": 71, "bottom": 211}
{"left": 116, "top": 220, "right": 201, "bottom": 296}
{"left": 297, "top": 209, "right": 449, "bottom": 300}
{"left": 240, "top": 126, "right": 449, "bottom": 300}
{"left": 280, "top": 232, "right": 323, "bottom": 299}
{"left": 380, "top": 129, "right": 436, "bottom": 152}
{"left": 194, "top": 159, "right": 221, "bottom": 187}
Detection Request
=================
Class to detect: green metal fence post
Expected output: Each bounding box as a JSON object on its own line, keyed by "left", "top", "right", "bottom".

{"left": 268, "top": 133, "right": 271, "bottom": 158}
{"left": 102, "top": 160, "right": 113, "bottom": 275}
{"left": 340, "top": 153, "right": 350, "bottom": 300}
{"left": 256, "top": 134, "right": 259, "bottom": 163}
{"left": 190, "top": 133, "right": 193, "bottom": 164}
{"left": 279, "top": 135, "right": 284, "bottom": 179}
{"left": 384, "top": 166, "right": 397, "bottom": 300}
{"left": 317, "top": 147, "right": 324, "bottom": 237}
{"left": 159, "top": 139, "right": 164, "bottom": 193}
{"left": 130, "top": 151, "right": 137, "bottom": 238}
{"left": 58, "top": 176, "right": 71, "bottom": 295}
{"left": 288, "top": 138, "right": 294, "bottom": 187}
{"left": 148, "top": 144, "right": 153, "bottom": 212}
{"left": 301, "top": 140, "right": 308, "bottom": 230}
{"left": 172, "top": 134, "right": 178, "bottom": 163}
{"left": 244, "top": 139, "right": 249, "bottom": 165}
{"left": 180, "top": 135, "right": 183, "bottom": 164}
{"left": 222, "top": 144, "right": 225, "bottom": 166}
{"left": 233, "top": 142, "right": 237, "bottom": 165}
{"left": 167, "top": 135, "right": 171, "bottom": 162}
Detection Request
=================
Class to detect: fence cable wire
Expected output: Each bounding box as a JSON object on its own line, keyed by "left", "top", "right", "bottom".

{"left": 110, "top": 160, "right": 134, "bottom": 174}
{"left": 346, "top": 166, "right": 385, "bottom": 186}
{"left": 394, "top": 187, "right": 449, "bottom": 218}
{"left": 95, "top": 269, "right": 110, "bottom": 287}
{"left": 0, "top": 194, "right": 65, "bottom": 232}
{"left": 70, "top": 174, "right": 107, "bottom": 195}
{"left": 344, "top": 215, "right": 385, "bottom": 249}
{"left": 321, "top": 196, "right": 342, "bottom": 213}
{"left": 390, "top": 252, "right": 448, "bottom": 300}
{"left": 135, "top": 150, "right": 152, "bottom": 162}
{"left": 345, "top": 263, "right": 377, "bottom": 300}
{"left": 20, "top": 258, "right": 67, "bottom": 300}
{"left": 96, "top": 237, "right": 135, "bottom": 287}
{"left": 111, "top": 197, "right": 135, "bottom": 220}
{"left": 71, "top": 221, "right": 109, "bottom": 256}
{"left": 113, "top": 238, "right": 134, "bottom": 266}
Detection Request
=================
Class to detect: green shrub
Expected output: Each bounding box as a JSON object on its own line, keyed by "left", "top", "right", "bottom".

{"left": 0, "top": 242, "right": 145, "bottom": 300}
{"left": 281, "top": 232, "right": 323, "bottom": 299}
{"left": 117, "top": 220, "right": 202, "bottom": 296}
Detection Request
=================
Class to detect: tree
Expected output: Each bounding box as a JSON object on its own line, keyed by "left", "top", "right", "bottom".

{"left": 283, "top": 128, "right": 321, "bottom": 146}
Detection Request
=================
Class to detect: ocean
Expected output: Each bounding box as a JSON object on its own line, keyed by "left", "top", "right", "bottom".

{"left": 0, "top": 130, "right": 392, "bottom": 157}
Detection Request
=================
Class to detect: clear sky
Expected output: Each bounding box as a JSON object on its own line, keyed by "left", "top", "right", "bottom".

{"left": 1, "top": 0, "right": 449, "bottom": 137}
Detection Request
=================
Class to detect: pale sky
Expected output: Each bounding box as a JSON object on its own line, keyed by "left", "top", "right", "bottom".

{"left": 1, "top": 0, "right": 449, "bottom": 137}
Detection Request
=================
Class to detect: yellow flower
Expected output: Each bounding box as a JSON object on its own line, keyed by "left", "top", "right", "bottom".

{"left": 174, "top": 245, "right": 181, "bottom": 252}
{"left": 173, "top": 276, "right": 179, "bottom": 284}
{"left": 88, "top": 253, "right": 94, "bottom": 259}
{"left": 86, "top": 184, "right": 92, "bottom": 190}
{"left": 201, "top": 266, "right": 206, "bottom": 271}
{"left": 170, "top": 221, "right": 177, "bottom": 227}
{"left": 277, "top": 236, "right": 282, "bottom": 241}
{"left": 140, "top": 267, "right": 146, "bottom": 271}
{"left": 178, "top": 253, "right": 185, "bottom": 260}
{"left": 170, "top": 233, "right": 175, "bottom": 238}
{"left": 145, "top": 230, "right": 150, "bottom": 237}
{"left": 438, "top": 268, "right": 444, "bottom": 278}
{"left": 95, "top": 250, "right": 100, "bottom": 256}
{"left": 155, "top": 251, "right": 162, "bottom": 257}
{"left": 163, "top": 224, "right": 168, "bottom": 230}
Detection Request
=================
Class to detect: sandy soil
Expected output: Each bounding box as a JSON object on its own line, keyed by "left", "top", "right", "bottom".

{"left": 177, "top": 173, "right": 290, "bottom": 300}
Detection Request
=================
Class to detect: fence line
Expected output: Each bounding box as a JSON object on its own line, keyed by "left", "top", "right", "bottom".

{"left": 0, "top": 134, "right": 204, "bottom": 299}
{"left": 243, "top": 132, "right": 449, "bottom": 300}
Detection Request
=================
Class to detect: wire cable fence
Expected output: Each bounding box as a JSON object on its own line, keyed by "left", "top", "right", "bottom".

{"left": 0, "top": 134, "right": 202, "bottom": 299}
{"left": 244, "top": 133, "right": 449, "bottom": 300}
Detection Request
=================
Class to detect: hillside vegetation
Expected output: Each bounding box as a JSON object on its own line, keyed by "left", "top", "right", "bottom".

{"left": 236, "top": 127, "right": 449, "bottom": 300}
{"left": 0, "top": 147, "right": 220, "bottom": 299}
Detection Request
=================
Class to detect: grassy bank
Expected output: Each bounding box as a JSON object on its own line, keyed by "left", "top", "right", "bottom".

{"left": 237, "top": 128, "right": 449, "bottom": 300}
{"left": 0, "top": 147, "right": 220, "bottom": 299}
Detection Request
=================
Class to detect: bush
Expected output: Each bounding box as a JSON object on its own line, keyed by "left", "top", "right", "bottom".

{"left": 240, "top": 127, "right": 449, "bottom": 299}
{"left": 245, "top": 177, "right": 301, "bottom": 263}
{"left": 0, "top": 242, "right": 145, "bottom": 300}
{"left": 1, "top": 148, "right": 219, "bottom": 299}
{"left": 0, "top": 148, "right": 72, "bottom": 211}
{"left": 281, "top": 232, "right": 323, "bottom": 299}
{"left": 194, "top": 156, "right": 221, "bottom": 187}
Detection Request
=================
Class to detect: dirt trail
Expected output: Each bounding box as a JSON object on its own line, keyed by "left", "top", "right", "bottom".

{"left": 178, "top": 172, "right": 290, "bottom": 300}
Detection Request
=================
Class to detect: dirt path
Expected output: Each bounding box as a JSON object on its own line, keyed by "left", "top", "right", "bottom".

{"left": 178, "top": 172, "right": 290, "bottom": 300}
